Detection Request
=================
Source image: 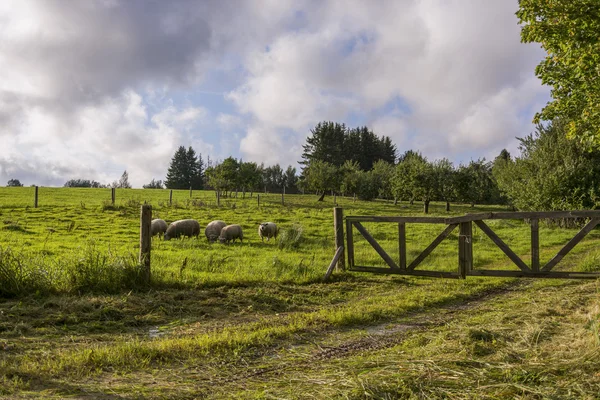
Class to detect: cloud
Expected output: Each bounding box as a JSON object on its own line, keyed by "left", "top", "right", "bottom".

{"left": 230, "top": 0, "right": 549, "bottom": 165}
{"left": 0, "top": 0, "right": 550, "bottom": 186}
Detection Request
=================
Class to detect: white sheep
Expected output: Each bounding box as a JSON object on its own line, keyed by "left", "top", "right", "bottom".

{"left": 205, "top": 220, "right": 227, "bottom": 243}
{"left": 219, "top": 224, "right": 244, "bottom": 244}
{"left": 164, "top": 219, "right": 200, "bottom": 240}
{"left": 150, "top": 219, "right": 168, "bottom": 237}
{"left": 258, "top": 222, "right": 278, "bottom": 242}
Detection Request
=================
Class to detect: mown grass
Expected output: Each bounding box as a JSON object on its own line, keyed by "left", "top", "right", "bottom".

{"left": 1, "top": 187, "right": 599, "bottom": 398}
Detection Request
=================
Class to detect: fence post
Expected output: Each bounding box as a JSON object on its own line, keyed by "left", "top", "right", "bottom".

{"left": 34, "top": 186, "right": 38, "bottom": 208}
{"left": 217, "top": 190, "right": 220, "bottom": 206}
{"left": 111, "top": 188, "right": 116, "bottom": 205}
{"left": 139, "top": 204, "right": 152, "bottom": 284}
{"left": 257, "top": 194, "right": 260, "bottom": 208}
{"left": 281, "top": 187, "right": 285, "bottom": 206}
{"left": 458, "top": 221, "right": 473, "bottom": 278}
{"left": 334, "top": 193, "right": 337, "bottom": 206}
{"left": 334, "top": 207, "right": 345, "bottom": 271}
{"left": 189, "top": 186, "right": 192, "bottom": 198}
{"left": 531, "top": 218, "right": 540, "bottom": 272}
{"left": 169, "top": 189, "right": 173, "bottom": 206}
{"left": 398, "top": 223, "right": 406, "bottom": 269}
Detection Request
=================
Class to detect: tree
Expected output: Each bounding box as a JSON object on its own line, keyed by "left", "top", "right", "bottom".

{"left": 493, "top": 120, "right": 600, "bottom": 211}
{"left": 7, "top": 179, "right": 23, "bottom": 187}
{"left": 282, "top": 165, "right": 297, "bottom": 192}
{"left": 110, "top": 171, "right": 131, "bottom": 189}
{"left": 239, "top": 161, "right": 262, "bottom": 197}
{"left": 517, "top": 1, "right": 600, "bottom": 147}
{"left": 392, "top": 156, "right": 436, "bottom": 213}
{"left": 456, "top": 160, "right": 496, "bottom": 207}
{"left": 263, "top": 164, "right": 284, "bottom": 192}
{"left": 165, "top": 146, "right": 189, "bottom": 189}
{"left": 64, "top": 179, "right": 104, "bottom": 188}
{"left": 301, "top": 121, "right": 347, "bottom": 167}
{"left": 165, "top": 146, "right": 204, "bottom": 189}
{"left": 302, "top": 160, "right": 338, "bottom": 201}
{"left": 339, "top": 160, "right": 362, "bottom": 196}
{"left": 143, "top": 179, "right": 164, "bottom": 189}
{"left": 432, "top": 159, "right": 457, "bottom": 212}
{"left": 371, "top": 160, "right": 395, "bottom": 201}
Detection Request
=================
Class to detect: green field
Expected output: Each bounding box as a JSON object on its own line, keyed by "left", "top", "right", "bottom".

{"left": 1, "top": 187, "right": 600, "bottom": 399}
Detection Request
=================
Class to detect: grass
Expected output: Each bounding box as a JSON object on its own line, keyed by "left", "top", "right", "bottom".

{"left": 0, "top": 187, "right": 599, "bottom": 398}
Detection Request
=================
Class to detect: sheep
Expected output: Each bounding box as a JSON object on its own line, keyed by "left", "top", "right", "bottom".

{"left": 150, "top": 219, "right": 168, "bottom": 237}
{"left": 219, "top": 224, "right": 244, "bottom": 244}
{"left": 164, "top": 219, "right": 200, "bottom": 241}
{"left": 205, "top": 220, "right": 227, "bottom": 243}
{"left": 258, "top": 222, "right": 278, "bottom": 242}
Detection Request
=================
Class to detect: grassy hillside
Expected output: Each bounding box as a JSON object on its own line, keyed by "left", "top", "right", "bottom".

{"left": 1, "top": 187, "right": 599, "bottom": 398}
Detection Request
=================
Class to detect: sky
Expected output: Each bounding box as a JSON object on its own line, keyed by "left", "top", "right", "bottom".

{"left": 0, "top": 0, "right": 550, "bottom": 188}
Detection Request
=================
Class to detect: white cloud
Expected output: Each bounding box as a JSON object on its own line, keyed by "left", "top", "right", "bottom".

{"left": 0, "top": 0, "right": 550, "bottom": 186}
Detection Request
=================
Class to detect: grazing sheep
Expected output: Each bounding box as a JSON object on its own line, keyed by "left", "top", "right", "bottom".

{"left": 151, "top": 219, "right": 168, "bottom": 237}
{"left": 219, "top": 224, "right": 244, "bottom": 244}
{"left": 164, "top": 219, "right": 200, "bottom": 241}
{"left": 258, "top": 222, "right": 278, "bottom": 242}
{"left": 205, "top": 220, "right": 227, "bottom": 243}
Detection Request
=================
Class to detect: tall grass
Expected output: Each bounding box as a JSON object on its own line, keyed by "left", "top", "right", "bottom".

{"left": 0, "top": 242, "right": 147, "bottom": 296}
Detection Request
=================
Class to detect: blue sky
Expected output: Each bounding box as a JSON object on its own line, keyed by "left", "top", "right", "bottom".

{"left": 0, "top": 0, "right": 550, "bottom": 187}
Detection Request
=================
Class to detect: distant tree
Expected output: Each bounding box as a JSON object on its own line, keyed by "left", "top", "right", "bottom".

{"left": 301, "top": 122, "right": 347, "bottom": 167}
{"left": 456, "top": 160, "right": 496, "bottom": 207}
{"left": 392, "top": 156, "right": 436, "bottom": 213}
{"left": 165, "top": 146, "right": 204, "bottom": 189}
{"left": 493, "top": 120, "right": 600, "bottom": 211}
{"left": 355, "top": 171, "right": 380, "bottom": 201}
{"left": 165, "top": 146, "right": 189, "bottom": 189}
{"left": 302, "top": 160, "right": 338, "bottom": 201}
{"left": 432, "top": 158, "right": 457, "bottom": 212}
{"left": 7, "top": 179, "right": 23, "bottom": 187}
{"left": 339, "top": 160, "right": 362, "bottom": 196}
{"left": 118, "top": 171, "right": 132, "bottom": 189}
{"left": 64, "top": 179, "right": 104, "bottom": 188}
{"left": 371, "top": 160, "right": 395, "bottom": 200}
{"left": 517, "top": 0, "right": 600, "bottom": 148}
{"left": 143, "top": 179, "right": 164, "bottom": 189}
{"left": 239, "top": 161, "right": 262, "bottom": 197}
{"left": 282, "top": 165, "right": 298, "bottom": 192}
{"left": 263, "top": 164, "right": 284, "bottom": 192}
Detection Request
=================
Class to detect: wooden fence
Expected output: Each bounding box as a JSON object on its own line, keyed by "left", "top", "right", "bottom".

{"left": 333, "top": 208, "right": 600, "bottom": 279}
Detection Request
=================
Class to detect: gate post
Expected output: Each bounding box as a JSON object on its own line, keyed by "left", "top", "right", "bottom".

{"left": 139, "top": 204, "right": 152, "bottom": 285}
{"left": 334, "top": 207, "right": 345, "bottom": 271}
{"left": 458, "top": 221, "right": 473, "bottom": 278}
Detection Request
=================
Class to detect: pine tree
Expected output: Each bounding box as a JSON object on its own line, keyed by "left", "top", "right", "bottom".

{"left": 165, "top": 146, "right": 191, "bottom": 189}
{"left": 301, "top": 121, "right": 347, "bottom": 167}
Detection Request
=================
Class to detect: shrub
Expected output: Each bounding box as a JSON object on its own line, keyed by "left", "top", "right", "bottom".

{"left": 277, "top": 224, "right": 304, "bottom": 250}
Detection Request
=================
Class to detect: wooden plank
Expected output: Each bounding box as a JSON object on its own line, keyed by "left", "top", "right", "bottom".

{"left": 353, "top": 222, "right": 400, "bottom": 270}
{"left": 351, "top": 266, "right": 460, "bottom": 279}
{"left": 346, "top": 220, "right": 355, "bottom": 269}
{"left": 324, "top": 246, "right": 344, "bottom": 281}
{"left": 333, "top": 207, "right": 345, "bottom": 271}
{"left": 398, "top": 223, "right": 406, "bottom": 270}
{"left": 531, "top": 218, "right": 539, "bottom": 272}
{"left": 34, "top": 186, "right": 38, "bottom": 208}
{"left": 469, "top": 270, "right": 600, "bottom": 279}
{"left": 346, "top": 216, "right": 447, "bottom": 224}
{"left": 569, "top": 211, "right": 600, "bottom": 218}
{"left": 474, "top": 220, "right": 531, "bottom": 272}
{"left": 445, "top": 213, "right": 492, "bottom": 224}
{"left": 408, "top": 224, "right": 457, "bottom": 271}
{"left": 542, "top": 218, "right": 600, "bottom": 272}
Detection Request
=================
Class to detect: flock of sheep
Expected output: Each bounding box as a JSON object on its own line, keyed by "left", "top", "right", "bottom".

{"left": 150, "top": 218, "right": 278, "bottom": 244}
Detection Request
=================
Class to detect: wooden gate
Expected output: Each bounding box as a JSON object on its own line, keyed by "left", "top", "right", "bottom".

{"left": 341, "top": 210, "right": 600, "bottom": 279}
